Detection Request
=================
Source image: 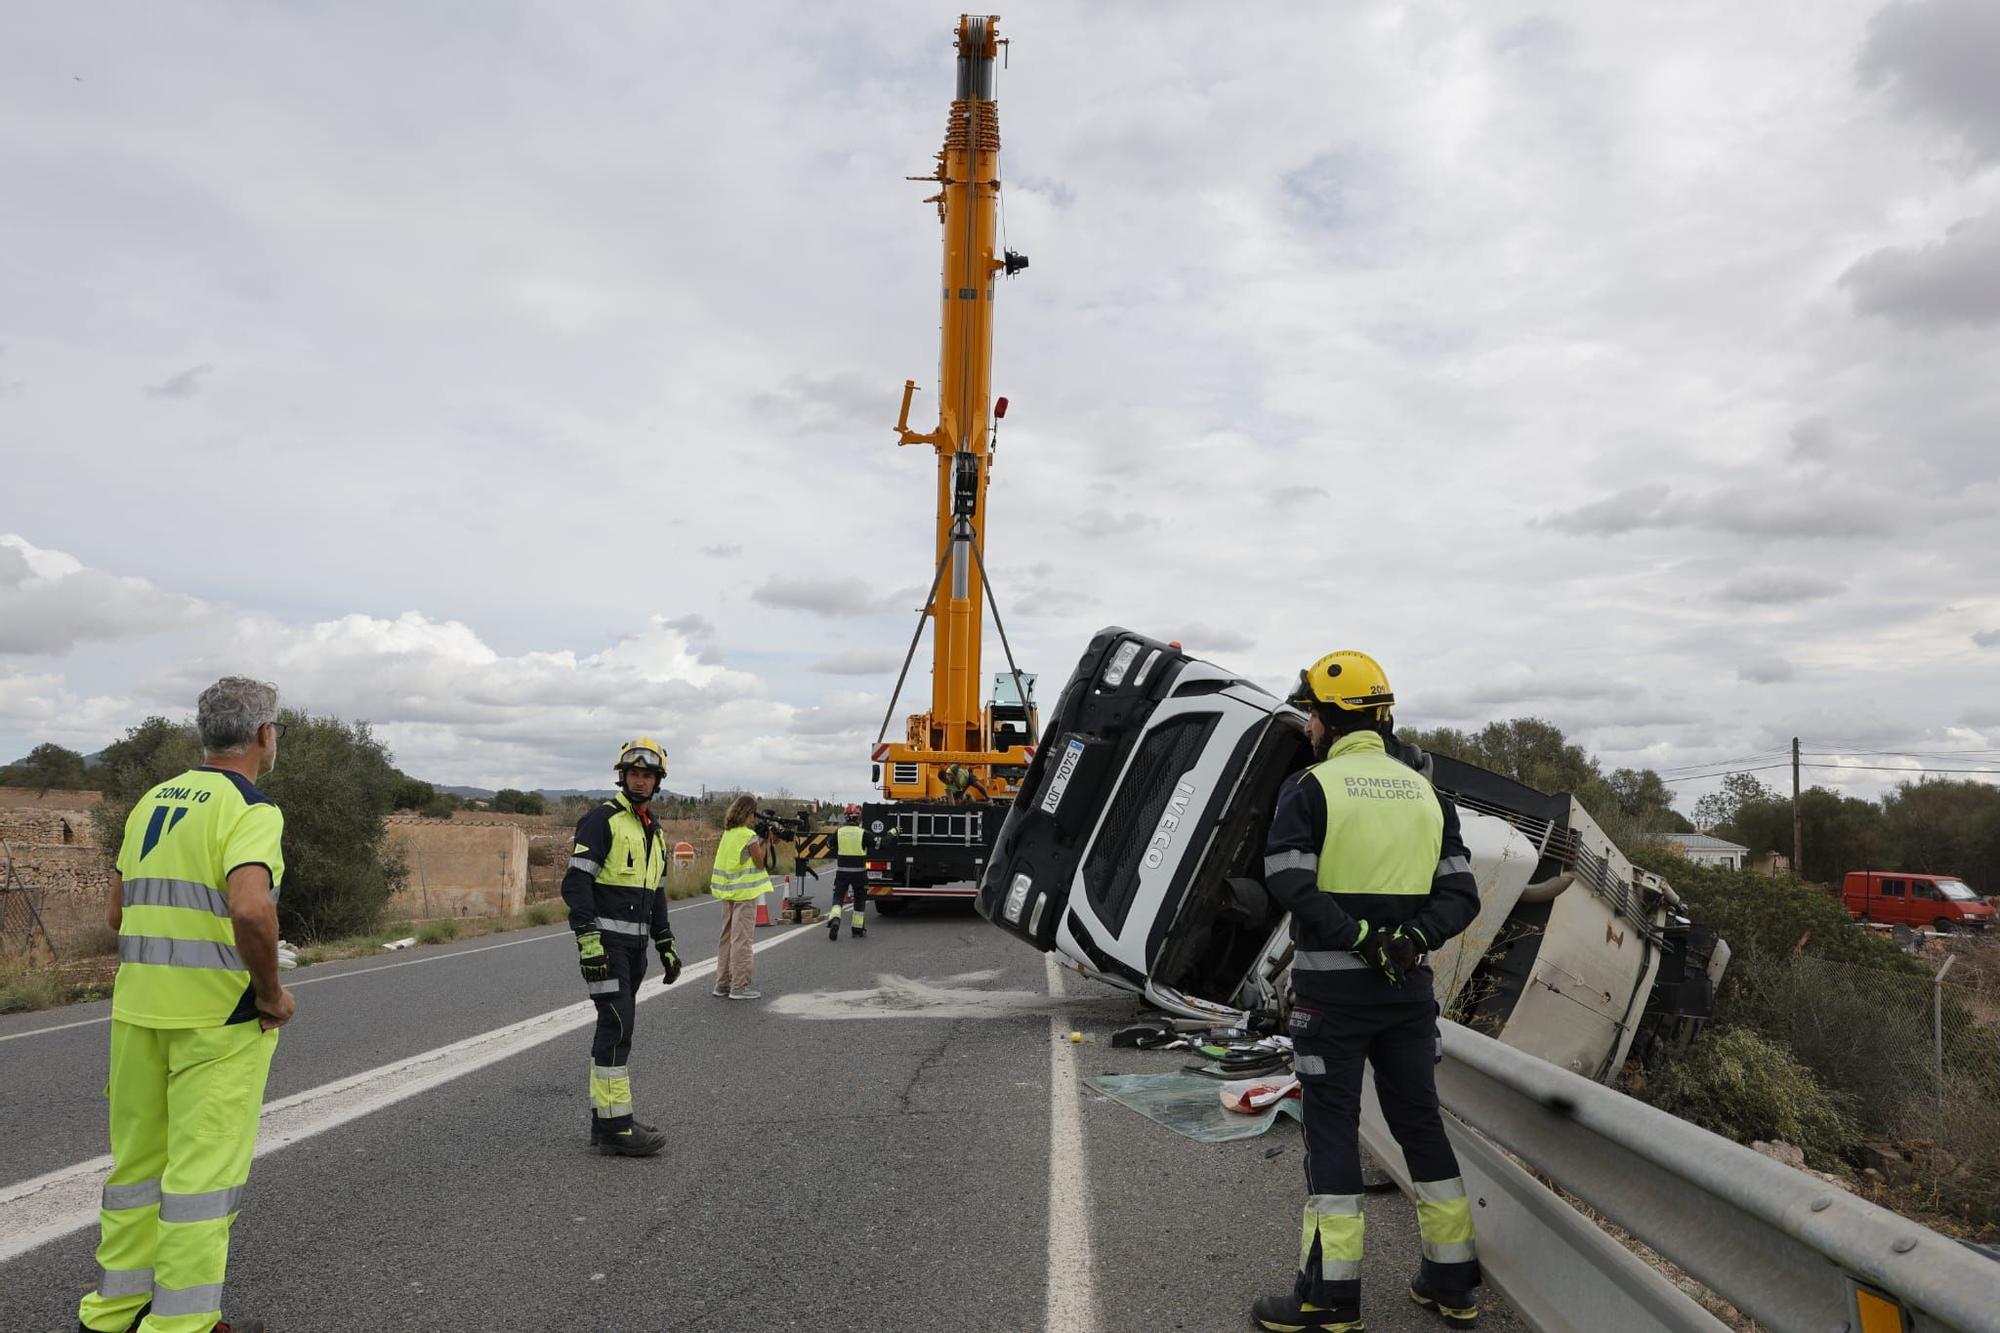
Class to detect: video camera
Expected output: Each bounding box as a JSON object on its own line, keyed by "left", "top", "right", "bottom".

{"left": 752, "top": 809, "right": 797, "bottom": 842}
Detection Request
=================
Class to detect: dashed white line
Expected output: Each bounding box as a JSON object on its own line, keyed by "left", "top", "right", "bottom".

{"left": 0, "top": 920, "right": 810, "bottom": 1264}
{"left": 0, "top": 897, "right": 723, "bottom": 1045}
{"left": 1042, "top": 953, "right": 1100, "bottom": 1333}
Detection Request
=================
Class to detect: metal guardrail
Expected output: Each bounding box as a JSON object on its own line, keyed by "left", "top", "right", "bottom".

{"left": 1361, "top": 1019, "right": 2000, "bottom": 1333}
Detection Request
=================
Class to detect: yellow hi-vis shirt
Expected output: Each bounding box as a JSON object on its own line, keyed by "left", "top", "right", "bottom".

{"left": 709, "top": 825, "right": 772, "bottom": 901}
{"left": 112, "top": 766, "right": 285, "bottom": 1028}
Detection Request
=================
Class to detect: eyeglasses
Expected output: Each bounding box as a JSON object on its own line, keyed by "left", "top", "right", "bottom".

{"left": 266, "top": 721, "right": 288, "bottom": 740}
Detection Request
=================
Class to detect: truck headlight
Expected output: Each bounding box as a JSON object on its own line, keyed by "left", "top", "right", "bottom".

{"left": 1003, "top": 872, "right": 1033, "bottom": 923}
{"left": 1101, "top": 640, "right": 1142, "bottom": 688}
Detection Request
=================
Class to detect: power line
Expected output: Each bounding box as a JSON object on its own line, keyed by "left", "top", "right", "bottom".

{"left": 1655, "top": 760, "right": 2000, "bottom": 785}
{"left": 1656, "top": 762, "right": 1794, "bottom": 785}
{"left": 1802, "top": 762, "right": 2000, "bottom": 777}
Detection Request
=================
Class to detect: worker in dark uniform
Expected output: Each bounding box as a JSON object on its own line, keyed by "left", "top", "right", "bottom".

{"left": 561, "top": 736, "right": 682, "bottom": 1157}
{"left": 1253, "top": 652, "right": 1483, "bottom": 1332}
{"left": 827, "top": 804, "right": 872, "bottom": 941}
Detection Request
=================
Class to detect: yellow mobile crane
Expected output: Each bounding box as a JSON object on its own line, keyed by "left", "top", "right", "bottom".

{"left": 865, "top": 14, "right": 1036, "bottom": 906}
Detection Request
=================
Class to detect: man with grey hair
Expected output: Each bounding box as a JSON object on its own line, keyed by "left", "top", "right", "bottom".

{"left": 79, "top": 676, "right": 293, "bottom": 1333}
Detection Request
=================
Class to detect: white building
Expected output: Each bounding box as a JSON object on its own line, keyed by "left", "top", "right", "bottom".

{"left": 1666, "top": 832, "right": 1750, "bottom": 870}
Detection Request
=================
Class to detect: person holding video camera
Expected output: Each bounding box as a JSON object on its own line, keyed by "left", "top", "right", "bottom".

{"left": 709, "top": 794, "right": 775, "bottom": 1000}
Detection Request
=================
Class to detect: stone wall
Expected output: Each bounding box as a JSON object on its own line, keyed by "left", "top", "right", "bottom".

{"left": 1, "top": 798, "right": 113, "bottom": 957}
{"left": 385, "top": 821, "right": 528, "bottom": 920}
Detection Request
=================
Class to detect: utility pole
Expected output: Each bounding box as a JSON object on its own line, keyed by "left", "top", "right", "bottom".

{"left": 1791, "top": 736, "right": 1803, "bottom": 878}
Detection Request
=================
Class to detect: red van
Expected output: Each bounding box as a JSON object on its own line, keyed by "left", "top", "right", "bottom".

{"left": 1843, "top": 871, "right": 1995, "bottom": 932}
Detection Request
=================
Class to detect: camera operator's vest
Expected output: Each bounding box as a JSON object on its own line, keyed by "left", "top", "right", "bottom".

{"left": 710, "top": 825, "right": 772, "bottom": 901}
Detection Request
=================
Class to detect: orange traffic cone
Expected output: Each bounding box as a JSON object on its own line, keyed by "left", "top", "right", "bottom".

{"left": 755, "top": 895, "right": 772, "bottom": 927}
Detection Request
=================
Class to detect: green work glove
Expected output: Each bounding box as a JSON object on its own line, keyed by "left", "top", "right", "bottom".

{"left": 1387, "top": 924, "right": 1426, "bottom": 975}
{"left": 1349, "top": 920, "right": 1406, "bottom": 988}
{"left": 577, "top": 930, "right": 610, "bottom": 985}
{"left": 654, "top": 935, "right": 681, "bottom": 985}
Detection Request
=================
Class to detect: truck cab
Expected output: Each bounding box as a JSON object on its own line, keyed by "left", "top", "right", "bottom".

{"left": 1843, "top": 871, "right": 1994, "bottom": 932}
{"left": 977, "top": 626, "right": 1728, "bottom": 1079}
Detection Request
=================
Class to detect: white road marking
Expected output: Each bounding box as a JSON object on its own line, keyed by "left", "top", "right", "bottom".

{"left": 0, "top": 921, "right": 811, "bottom": 1264}
{"left": 770, "top": 972, "right": 1133, "bottom": 1021}
{"left": 0, "top": 897, "right": 723, "bottom": 1046}
{"left": 1042, "top": 954, "right": 1099, "bottom": 1333}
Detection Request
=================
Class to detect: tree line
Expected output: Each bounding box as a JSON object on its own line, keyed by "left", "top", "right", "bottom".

{"left": 1400, "top": 718, "right": 1999, "bottom": 893}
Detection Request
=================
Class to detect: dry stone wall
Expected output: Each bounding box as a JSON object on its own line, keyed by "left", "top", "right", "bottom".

{"left": 0, "top": 793, "right": 112, "bottom": 957}
{"left": 384, "top": 819, "right": 528, "bottom": 920}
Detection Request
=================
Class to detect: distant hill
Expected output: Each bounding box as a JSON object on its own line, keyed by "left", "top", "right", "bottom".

{"left": 436, "top": 785, "right": 688, "bottom": 803}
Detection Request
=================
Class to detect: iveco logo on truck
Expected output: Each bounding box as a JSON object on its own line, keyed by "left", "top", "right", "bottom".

{"left": 1143, "top": 781, "right": 1199, "bottom": 868}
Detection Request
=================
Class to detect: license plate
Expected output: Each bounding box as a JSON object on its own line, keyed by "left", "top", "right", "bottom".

{"left": 1040, "top": 738, "right": 1087, "bottom": 815}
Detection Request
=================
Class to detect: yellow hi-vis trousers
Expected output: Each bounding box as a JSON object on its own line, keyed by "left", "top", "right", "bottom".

{"left": 79, "top": 1019, "right": 278, "bottom": 1333}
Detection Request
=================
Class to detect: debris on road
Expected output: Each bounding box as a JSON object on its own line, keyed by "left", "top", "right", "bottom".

{"left": 1086, "top": 1072, "right": 1303, "bottom": 1142}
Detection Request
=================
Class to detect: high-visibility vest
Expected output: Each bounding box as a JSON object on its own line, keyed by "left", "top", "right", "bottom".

{"left": 567, "top": 793, "right": 666, "bottom": 940}
{"left": 112, "top": 767, "right": 285, "bottom": 1028}
{"left": 835, "top": 823, "right": 866, "bottom": 869}
{"left": 710, "top": 825, "right": 773, "bottom": 901}
{"left": 1308, "top": 732, "right": 1443, "bottom": 899}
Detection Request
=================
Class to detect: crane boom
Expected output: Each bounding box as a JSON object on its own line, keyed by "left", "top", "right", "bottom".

{"left": 878, "top": 13, "right": 1033, "bottom": 810}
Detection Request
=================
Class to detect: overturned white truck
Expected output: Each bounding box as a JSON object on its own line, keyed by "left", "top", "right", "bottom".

{"left": 975, "top": 627, "right": 1727, "bottom": 1082}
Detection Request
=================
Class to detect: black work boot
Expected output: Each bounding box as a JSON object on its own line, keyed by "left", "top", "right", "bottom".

{"left": 1410, "top": 1275, "right": 1478, "bottom": 1328}
{"left": 593, "top": 1123, "right": 667, "bottom": 1157}
{"left": 1250, "top": 1293, "right": 1363, "bottom": 1331}
{"left": 828, "top": 911, "right": 840, "bottom": 941}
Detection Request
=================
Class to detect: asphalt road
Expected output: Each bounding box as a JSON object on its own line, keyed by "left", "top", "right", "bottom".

{"left": 0, "top": 893, "right": 1524, "bottom": 1332}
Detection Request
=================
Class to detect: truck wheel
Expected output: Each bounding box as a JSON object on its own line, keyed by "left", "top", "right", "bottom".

{"left": 1934, "top": 918, "right": 1953, "bottom": 934}
{"left": 879, "top": 899, "right": 910, "bottom": 917}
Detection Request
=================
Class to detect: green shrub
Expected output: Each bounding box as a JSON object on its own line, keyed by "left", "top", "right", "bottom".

{"left": 1647, "top": 1026, "right": 1859, "bottom": 1169}
{"left": 0, "top": 956, "right": 62, "bottom": 1014}
{"left": 1899, "top": 1075, "right": 2000, "bottom": 1227}
{"left": 415, "top": 919, "right": 459, "bottom": 946}
{"left": 1630, "top": 850, "right": 1920, "bottom": 975}
{"left": 91, "top": 710, "right": 407, "bottom": 943}
{"left": 523, "top": 900, "right": 565, "bottom": 927}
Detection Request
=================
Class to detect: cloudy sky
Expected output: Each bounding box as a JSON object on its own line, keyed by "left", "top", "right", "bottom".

{"left": 5, "top": 0, "right": 1998, "bottom": 805}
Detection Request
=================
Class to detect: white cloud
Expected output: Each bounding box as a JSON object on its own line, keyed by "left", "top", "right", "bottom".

{"left": 0, "top": 534, "right": 214, "bottom": 654}
{"left": 1717, "top": 573, "right": 1846, "bottom": 605}
{"left": 1739, "top": 658, "right": 1797, "bottom": 684}
{"left": 144, "top": 363, "right": 215, "bottom": 398}
{"left": 4, "top": 2, "right": 1999, "bottom": 810}
{"left": 1842, "top": 212, "right": 2000, "bottom": 329}
{"left": 811, "top": 648, "right": 903, "bottom": 676}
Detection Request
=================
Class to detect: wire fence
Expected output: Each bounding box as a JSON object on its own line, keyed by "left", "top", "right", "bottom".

{"left": 0, "top": 837, "right": 57, "bottom": 961}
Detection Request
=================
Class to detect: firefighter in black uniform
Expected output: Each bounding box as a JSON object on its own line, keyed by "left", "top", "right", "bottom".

{"left": 561, "top": 736, "right": 683, "bottom": 1157}
{"left": 827, "top": 804, "right": 872, "bottom": 941}
{"left": 1253, "top": 652, "right": 1484, "bottom": 1331}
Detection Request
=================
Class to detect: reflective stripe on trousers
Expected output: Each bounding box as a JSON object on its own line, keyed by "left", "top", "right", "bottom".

{"left": 590, "top": 1063, "right": 634, "bottom": 1120}
{"left": 1412, "top": 1177, "right": 1478, "bottom": 1264}
{"left": 1299, "top": 1193, "right": 1363, "bottom": 1283}
{"left": 79, "top": 1019, "right": 276, "bottom": 1333}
